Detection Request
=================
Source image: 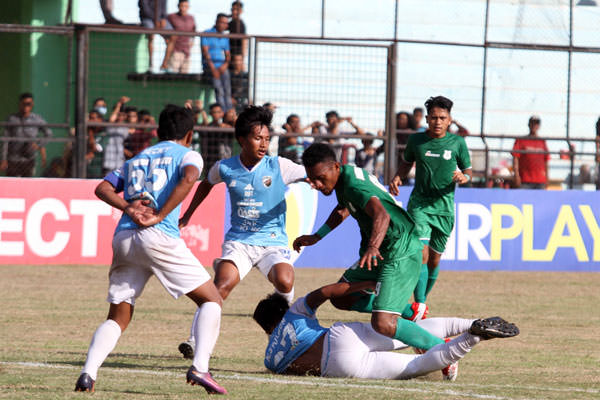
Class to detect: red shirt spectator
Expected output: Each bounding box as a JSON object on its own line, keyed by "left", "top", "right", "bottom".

{"left": 512, "top": 116, "right": 549, "bottom": 187}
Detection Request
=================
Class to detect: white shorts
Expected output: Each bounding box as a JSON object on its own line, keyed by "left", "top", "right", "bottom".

{"left": 107, "top": 228, "right": 211, "bottom": 306}
{"left": 216, "top": 240, "right": 292, "bottom": 280}
{"left": 320, "top": 321, "right": 400, "bottom": 378}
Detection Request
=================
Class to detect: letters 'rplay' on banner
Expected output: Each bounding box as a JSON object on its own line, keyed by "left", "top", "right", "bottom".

{"left": 292, "top": 187, "right": 600, "bottom": 271}
{"left": 0, "top": 178, "right": 225, "bottom": 265}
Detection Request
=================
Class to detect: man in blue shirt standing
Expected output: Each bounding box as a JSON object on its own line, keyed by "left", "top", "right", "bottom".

{"left": 202, "top": 14, "right": 232, "bottom": 111}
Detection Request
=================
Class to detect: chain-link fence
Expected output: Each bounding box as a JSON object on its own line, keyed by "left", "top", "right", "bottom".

{"left": 2, "top": 0, "right": 600, "bottom": 188}
{"left": 0, "top": 26, "right": 75, "bottom": 178}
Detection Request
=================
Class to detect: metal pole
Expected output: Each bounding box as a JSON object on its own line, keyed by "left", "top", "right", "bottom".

{"left": 321, "top": 0, "right": 326, "bottom": 38}
{"left": 480, "top": 0, "right": 491, "bottom": 185}
{"left": 74, "top": 26, "right": 88, "bottom": 178}
{"left": 65, "top": 31, "right": 73, "bottom": 126}
{"left": 252, "top": 37, "right": 259, "bottom": 106}
{"left": 393, "top": 0, "right": 399, "bottom": 39}
{"left": 567, "top": 0, "right": 574, "bottom": 189}
{"left": 384, "top": 42, "right": 397, "bottom": 184}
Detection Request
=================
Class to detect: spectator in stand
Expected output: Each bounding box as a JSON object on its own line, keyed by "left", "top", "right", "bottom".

{"left": 201, "top": 103, "right": 232, "bottom": 172}
{"left": 125, "top": 109, "right": 158, "bottom": 157}
{"left": 230, "top": 54, "right": 249, "bottom": 113}
{"left": 413, "top": 107, "right": 425, "bottom": 131}
{"left": 139, "top": 0, "right": 173, "bottom": 72}
{"left": 449, "top": 120, "right": 469, "bottom": 137}
{"left": 99, "top": 0, "right": 122, "bottom": 24}
{"left": 202, "top": 14, "right": 232, "bottom": 111}
{"left": 1, "top": 93, "right": 52, "bottom": 177}
{"left": 311, "top": 111, "right": 364, "bottom": 163}
{"left": 93, "top": 97, "right": 108, "bottom": 119}
{"left": 355, "top": 131, "right": 384, "bottom": 176}
{"left": 165, "top": 0, "right": 196, "bottom": 74}
{"left": 102, "top": 96, "right": 131, "bottom": 175}
{"left": 279, "top": 114, "right": 309, "bottom": 164}
{"left": 512, "top": 115, "right": 550, "bottom": 189}
{"left": 223, "top": 108, "right": 237, "bottom": 128}
{"left": 86, "top": 109, "right": 105, "bottom": 178}
{"left": 228, "top": 1, "right": 247, "bottom": 60}
{"left": 396, "top": 111, "right": 416, "bottom": 148}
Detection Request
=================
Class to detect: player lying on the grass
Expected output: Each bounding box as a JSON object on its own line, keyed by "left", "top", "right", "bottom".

{"left": 75, "top": 105, "right": 227, "bottom": 395}
{"left": 292, "top": 143, "right": 451, "bottom": 364}
{"left": 177, "top": 105, "right": 306, "bottom": 359}
{"left": 253, "top": 280, "right": 519, "bottom": 380}
{"left": 389, "top": 96, "right": 472, "bottom": 321}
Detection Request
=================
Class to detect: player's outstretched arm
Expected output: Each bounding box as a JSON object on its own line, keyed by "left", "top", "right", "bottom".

{"left": 359, "top": 197, "right": 389, "bottom": 270}
{"left": 179, "top": 178, "right": 214, "bottom": 228}
{"left": 292, "top": 205, "right": 349, "bottom": 252}
{"left": 306, "top": 280, "right": 376, "bottom": 311}
{"left": 138, "top": 165, "right": 200, "bottom": 227}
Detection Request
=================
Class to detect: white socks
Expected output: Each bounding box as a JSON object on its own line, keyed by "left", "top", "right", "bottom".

{"left": 187, "top": 307, "right": 201, "bottom": 343}
{"left": 192, "top": 302, "right": 222, "bottom": 373}
{"left": 417, "top": 317, "right": 476, "bottom": 339}
{"left": 275, "top": 287, "right": 295, "bottom": 304}
{"left": 82, "top": 319, "right": 122, "bottom": 380}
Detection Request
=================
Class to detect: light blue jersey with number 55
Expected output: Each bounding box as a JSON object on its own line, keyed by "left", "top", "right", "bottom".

{"left": 107, "top": 140, "right": 204, "bottom": 238}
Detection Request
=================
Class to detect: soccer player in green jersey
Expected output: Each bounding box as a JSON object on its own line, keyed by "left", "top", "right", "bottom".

{"left": 389, "top": 96, "right": 472, "bottom": 321}
{"left": 293, "top": 143, "right": 446, "bottom": 353}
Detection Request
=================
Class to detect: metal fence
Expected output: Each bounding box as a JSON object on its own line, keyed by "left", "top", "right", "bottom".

{"left": 1, "top": 0, "right": 600, "bottom": 187}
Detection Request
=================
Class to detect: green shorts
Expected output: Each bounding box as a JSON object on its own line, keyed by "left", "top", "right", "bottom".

{"left": 342, "top": 249, "right": 422, "bottom": 314}
{"left": 408, "top": 208, "right": 454, "bottom": 254}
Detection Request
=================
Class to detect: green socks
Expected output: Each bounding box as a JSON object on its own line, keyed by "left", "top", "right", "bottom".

{"left": 394, "top": 318, "right": 445, "bottom": 350}
{"left": 425, "top": 266, "right": 439, "bottom": 298}
{"left": 414, "top": 263, "right": 429, "bottom": 303}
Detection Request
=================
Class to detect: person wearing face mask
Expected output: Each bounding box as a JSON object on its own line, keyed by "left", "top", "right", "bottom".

{"left": 1, "top": 93, "right": 53, "bottom": 177}
{"left": 93, "top": 97, "right": 108, "bottom": 119}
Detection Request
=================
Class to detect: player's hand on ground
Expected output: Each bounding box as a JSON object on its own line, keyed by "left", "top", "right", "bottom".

{"left": 388, "top": 175, "right": 402, "bottom": 196}
{"left": 293, "top": 234, "right": 320, "bottom": 252}
{"left": 452, "top": 170, "right": 468, "bottom": 184}
{"left": 359, "top": 246, "right": 383, "bottom": 271}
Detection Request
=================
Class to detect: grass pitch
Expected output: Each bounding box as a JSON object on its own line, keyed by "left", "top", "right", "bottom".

{"left": 0, "top": 265, "right": 599, "bottom": 399}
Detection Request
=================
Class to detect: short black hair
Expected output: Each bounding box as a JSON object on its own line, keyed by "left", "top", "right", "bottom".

{"left": 232, "top": 1, "right": 243, "bottom": 8}
{"left": 93, "top": 97, "right": 105, "bottom": 105}
{"left": 424, "top": 96, "right": 453, "bottom": 114}
{"left": 123, "top": 106, "right": 138, "bottom": 113}
{"left": 325, "top": 110, "right": 339, "bottom": 119}
{"left": 19, "top": 92, "right": 33, "bottom": 101}
{"left": 157, "top": 104, "right": 194, "bottom": 141}
{"left": 235, "top": 105, "right": 272, "bottom": 139}
{"left": 413, "top": 107, "right": 423, "bottom": 115}
{"left": 302, "top": 143, "right": 337, "bottom": 168}
{"left": 253, "top": 293, "right": 289, "bottom": 333}
{"left": 286, "top": 114, "right": 299, "bottom": 124}
{"left": 216, "top": 12, "right": 228, "bottom": 20}
{"left": 596, "top": 117, "right": 600, "bottom": 136}
{"left": 138, "top": 109, "right": 151, "bottom": 117}
{"left": 209, "top": 103, "right": 222, "bottom": 111}
{"left": 178, "top": 0, "right": 189, "bottom": 3}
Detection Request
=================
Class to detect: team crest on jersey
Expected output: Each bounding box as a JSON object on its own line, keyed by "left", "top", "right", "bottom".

{"left": 443, "top": 150, "right": 452, "bottom": 160}
{"left": 262, "top": 175, "right": 272, "bottom": 187}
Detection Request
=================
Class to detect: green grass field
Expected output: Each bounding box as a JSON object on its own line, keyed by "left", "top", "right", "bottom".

{"left": 1, "top": 265, "right": 599, "bottom": 399}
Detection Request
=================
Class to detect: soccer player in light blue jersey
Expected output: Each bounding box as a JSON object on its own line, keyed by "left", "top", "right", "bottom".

{"left": 75, "top": 105, "right": 227, "bottom": 395}
{"left": 177, "top": 105, "right": 306, "bottom": 359}
{"left": 253, "top": 281, "right": 519, "bottom": 380}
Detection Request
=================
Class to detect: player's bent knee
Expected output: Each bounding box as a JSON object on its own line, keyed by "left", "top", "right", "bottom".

{"left": 371, "top": 314, "right": 396, "bottom": 337}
